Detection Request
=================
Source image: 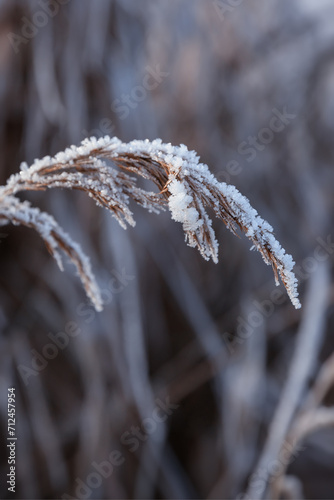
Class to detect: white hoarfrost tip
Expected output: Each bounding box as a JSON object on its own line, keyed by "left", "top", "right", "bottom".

{"left": 20, "top": 162, "right": 29, "bottom": 172}
{"left": 168, "top": 180, "right": 203, "bottom": 232}
{"left": 0, "top": 136, "right": 301, "bottom": 310}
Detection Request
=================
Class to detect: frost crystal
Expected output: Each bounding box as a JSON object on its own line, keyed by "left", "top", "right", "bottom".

{"left": 168, "top": 180, "right": 203, "bottom": 232}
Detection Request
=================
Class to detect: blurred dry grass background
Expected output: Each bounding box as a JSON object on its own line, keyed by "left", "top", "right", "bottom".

{"left": 0, "top": 0, "right": 334, "bottom": 498}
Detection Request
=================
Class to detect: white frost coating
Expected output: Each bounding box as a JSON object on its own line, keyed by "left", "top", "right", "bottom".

{"left": 168, "top": 179, "right": 203, "bottom": 232}
{"left": 0, "top": 135, "right": 301, "bottom": 309}
{"left": 0, "top": 196, "right": 103, "bottom": 311}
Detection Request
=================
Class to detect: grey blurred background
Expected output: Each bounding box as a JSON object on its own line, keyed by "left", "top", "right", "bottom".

{"left": 0, "top": 0, "right": 334, "bottom": 498}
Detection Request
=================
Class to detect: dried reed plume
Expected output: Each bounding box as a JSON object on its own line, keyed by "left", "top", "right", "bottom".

{"left": 0, "top": 136, "right": 301, "bottom": 310}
